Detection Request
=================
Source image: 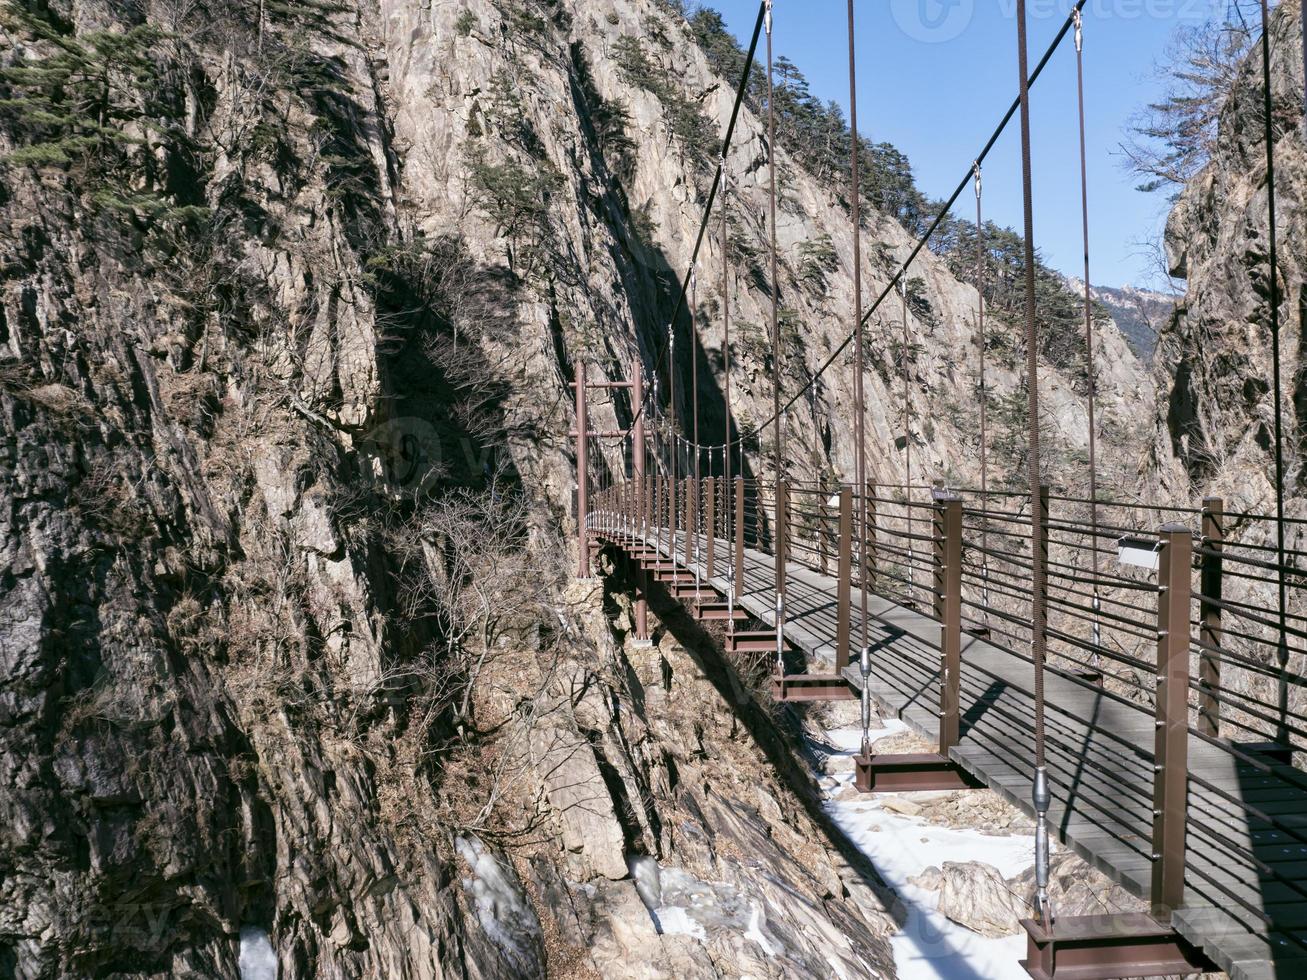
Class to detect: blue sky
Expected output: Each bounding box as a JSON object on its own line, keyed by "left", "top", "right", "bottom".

{"left": 703, "top": 0, "right": 1233, "bottom": 289}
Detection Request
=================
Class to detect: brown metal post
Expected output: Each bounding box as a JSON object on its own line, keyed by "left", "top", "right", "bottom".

{"left": 836, "top": 487, "right": 853, "bottom": 672}
{"left": 644, "top": 474, "right": 653, "bottom": 537}
{"left": 654, "top": 474, "right": 663, "bottom": 569}
{"left": 670, "top": 469, "right": 679, "bottom": 565}
{"left": 632, "top": 361, "right": 648, "bottom": 639}
{"left": 775, "top": 480, "right": 788, "bottom": 598}
{"left": 1151, "top": 522, "right": 1193, "bottom": 920}
{"left": 684, "top": 479, "right": 694, "bottom": 567}
{"left": 865, "top": 480, "right": 877, "bottom": 588}
{"left": 1198, "top": 498, "right": 1223, "bottom": 738}
{"left": 705, "top": 477, "right": 716, "bottom": 579}
{"left": 932, "top": 496, "right": 946, "bottom": 622}
{"left": 938, "top": 495, "right": 963, "bottom": 753}
{"left": 576, "top": 362, "right": 589, "bottom": 578}
{"left": 734, "top": 475, "right": 745, "bottom": 603}
{"left": 819, "top": 493, "right": 830, "bottom": 576}
{"left": 1037, "top": 483, "right": 1050, "bottom": 615}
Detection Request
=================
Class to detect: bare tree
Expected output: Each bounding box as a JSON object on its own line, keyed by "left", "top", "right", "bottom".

{"left": 1122, "top": 12, "right": 1255, "bottom": 194}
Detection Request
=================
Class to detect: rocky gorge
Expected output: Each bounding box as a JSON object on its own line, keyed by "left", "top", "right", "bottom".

{"left": 0, "top": 0, "right": 1300, "bottom": 977}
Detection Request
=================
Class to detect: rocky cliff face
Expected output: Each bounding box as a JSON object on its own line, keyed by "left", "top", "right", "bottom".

{"left": 0, "top": 0, "right": 1150, "bottom": 977}
{"left": 1157, "top": 0, "right": 1305, "bottom": 516}
{"left": 1066, "top": 278, "right": 1173, "bottom": 362}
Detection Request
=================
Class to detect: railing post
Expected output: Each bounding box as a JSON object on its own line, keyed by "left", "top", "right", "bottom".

{"left": 1037, "top": 482, "right": 1050, "bottom": 623}
{"left": 684, "top": 478, "right": 693, "bottom": 567}
{"left": 836, "top": 487, "right": 853, "bottom": 672}
{"left": 819, "top": 492, "right": 830, "bottom": 576}
{"left": 1198, "top": 497, "right": 1223, "bottom": 738}
{"left": 865, "top": 480, "right": 878, "bottom": 588}
{"left": 575, "top": 361, "right": 589, "bottom": 578}
{"left": 734, "top": 476, "right": 746, "bottom": 604}
{"left": 775, "top": 480, "right": 788, "bottom": 673}
{"left": 1152, "top": 522, "right": 1193, "bottom": 920}
{"left": 775, "top": 480, "right": 788, "bottom": 595}
{"left": 932, "top": 495, "right": 946, "bottom": 622}
{"left": 654, "top": 474, "right": 663, "bottom": 567}
{"left": 937, "top": 494, "right": 963, "bottom": 753}
{"left": 670, "top": 471, "right": 679, "bottom": 565}
{"left": 705, "top": 476, "right": 716, "bottom": 579}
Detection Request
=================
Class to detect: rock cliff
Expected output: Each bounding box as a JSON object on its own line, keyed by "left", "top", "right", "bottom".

{"left": 1157, "top": 0, "right": 1305, "bottom": 517}
{"left": 0, "top": 0, "right": 1152, "bottom": 976}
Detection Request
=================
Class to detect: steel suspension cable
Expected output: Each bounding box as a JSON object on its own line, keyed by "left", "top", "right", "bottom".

{"left": 766, "top": 0, "right": 786, "bottom": 673}
{"left": 726, "top": 0, "right": 1091, "bottom": 450}
{"left": 975, "top": 162, "right": 990, "bottom": 613}
{"left": 669, "top": 264, "right": 678, "bottom": 563}
{"left": 846, "top": 0, "right": 872, "bottom": 755}
{"left": 1258, "top": 0, "right": 1290, "bottom": 744}
{"left": 1015, "top": 0, "right": 1052, "bottom": 928}
{"left": 767, "top": 0, "right": 781, "bottom": 488}
{"left": 1072, "top": 10, "right": 1102, "bottom": 660}
{"left": 901, "top": 277, "right": 914, "bottom": 602}
{"left": 616, "top": 1, "right": 765, "bottom": 442}
{"left": 722, "top": 155, "right": 735, "bottom": 620}
{"left": 692, "top": 268, "right": 702, "bottom": 596}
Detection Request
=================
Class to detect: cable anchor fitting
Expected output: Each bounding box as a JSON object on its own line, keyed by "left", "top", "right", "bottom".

{"left": 1072, "top": 8, "right": 1083, "bottom": 53}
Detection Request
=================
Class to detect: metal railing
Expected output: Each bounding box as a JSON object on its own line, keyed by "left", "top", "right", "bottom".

{"left": 587, "top": 473, "right": 1307, "bottom": 931}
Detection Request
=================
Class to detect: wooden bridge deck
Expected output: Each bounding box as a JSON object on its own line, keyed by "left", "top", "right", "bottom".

{"left": 620, "top": 527, "right": 1307, "bottom": 980}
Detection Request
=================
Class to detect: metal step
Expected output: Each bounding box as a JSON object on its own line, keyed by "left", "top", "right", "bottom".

{"left": 694, "top": 602, "right": 750, "bottom": 622}
{"left": 771, "top": 674, "right": 854, "bottom": 701}
{"left": 725, "top": 630, "right": 784, "bottom": 653}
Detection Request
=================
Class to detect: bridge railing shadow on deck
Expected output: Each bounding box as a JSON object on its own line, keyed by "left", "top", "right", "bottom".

{"left": 588, "top": 473, "right": 1307, "bottom": 977}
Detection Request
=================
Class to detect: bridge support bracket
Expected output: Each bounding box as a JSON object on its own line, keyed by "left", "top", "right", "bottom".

{"left": 853, "top": 752, "right": 982, "bottom": 793}
{"left": 771, "top": 675, "right": 855, "bottom": 702}
{"left": 1019, "top": 913, "right": 1215, "bottom": 980}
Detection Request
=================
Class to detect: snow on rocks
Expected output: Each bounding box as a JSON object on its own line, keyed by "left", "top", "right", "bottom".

{"left": 456, "top": 835, "right": 545, "bottom": 975}
{"left": 818, "top": 718, "right": 1039, "bottom": 979}
{"left": 238, "top": 926, "right": 278, "bottom": 980}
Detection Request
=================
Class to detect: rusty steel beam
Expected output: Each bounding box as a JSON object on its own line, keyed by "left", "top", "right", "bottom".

{"left": 1020, "top": 912, "right": 1213, "bottom": 980}
{"left": 855, "top": 753, "right": 982, "bottom": 793}
{"left": 771, "top": 675, "right": 855, "bottom": 702}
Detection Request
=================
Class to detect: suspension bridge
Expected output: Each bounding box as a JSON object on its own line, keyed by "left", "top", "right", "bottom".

{"left": 572, "top": 2, "right": 1304, "bottom": 978}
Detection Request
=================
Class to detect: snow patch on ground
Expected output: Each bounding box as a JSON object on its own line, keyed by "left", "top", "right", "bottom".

{"left": 238, "top": 926, "right": 277, "bottom": 980}
{"left": 821, "top": 720, "right": 1039, "bottom": 980}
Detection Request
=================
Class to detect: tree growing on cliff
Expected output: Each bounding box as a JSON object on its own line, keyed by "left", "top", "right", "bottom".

{"left": 1123, "top": 14, "right": 1254, "bottom": 194}
{"left": 0, "top": 9, "right": 205, "bottom": 224}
